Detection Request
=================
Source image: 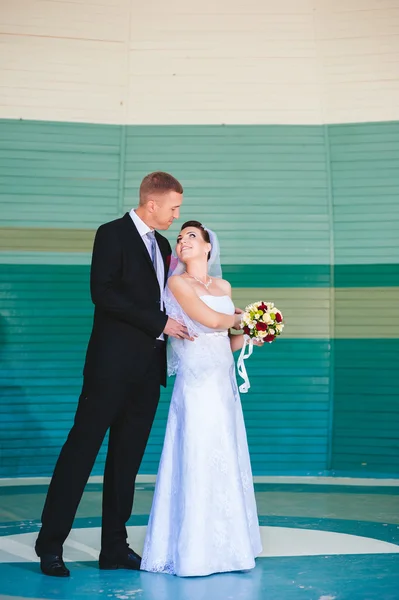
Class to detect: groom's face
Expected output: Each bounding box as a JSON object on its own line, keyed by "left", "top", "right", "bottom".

{"left": 151, "top": 191, "right": 183, "bottom": 230}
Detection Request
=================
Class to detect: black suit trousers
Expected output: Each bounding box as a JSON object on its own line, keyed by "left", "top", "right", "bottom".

{"left": 35, "top": 347, "right": 163, "bottom": 557}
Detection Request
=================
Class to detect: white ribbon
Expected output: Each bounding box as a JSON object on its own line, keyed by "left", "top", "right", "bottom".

{"left": 237, "top": 334, "right": 253, "bottom": 393}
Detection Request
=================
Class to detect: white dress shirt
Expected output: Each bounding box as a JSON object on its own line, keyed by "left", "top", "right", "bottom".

{"left": 129, "top": 209, "right": 165, "bottom": 340}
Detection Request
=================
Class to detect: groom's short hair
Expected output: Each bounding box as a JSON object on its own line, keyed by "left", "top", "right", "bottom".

{"left": 139, "top": 172, "right": 183, "bottom": 205}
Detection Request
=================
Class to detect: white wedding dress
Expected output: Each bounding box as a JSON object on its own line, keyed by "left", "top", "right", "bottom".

{"left": 141, "top": 289, "right": 262, "bottom": 577}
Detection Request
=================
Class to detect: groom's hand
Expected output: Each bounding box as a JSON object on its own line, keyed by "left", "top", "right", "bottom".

{"left": 164, "top": 318, "right": 194, "bottom": 341}
{"left": 232, "top": 307, "right": 244, "bottom": 330}
{"left": 232, "top": 313, "right": 243, "bottom": 330}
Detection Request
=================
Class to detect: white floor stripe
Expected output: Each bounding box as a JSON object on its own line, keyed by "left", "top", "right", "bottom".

{"left": 0, "top": 538, "right": 37, "bottom": 562}
{"left": 0, "top": 526, "right": 397, "bottom": 563}
{"left": 64, "top": 538, "right": 99, "bottom": 560}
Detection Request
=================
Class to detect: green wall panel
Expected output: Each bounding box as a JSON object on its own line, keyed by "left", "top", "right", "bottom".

{"left": 124, "top": 125, "right": 331, "bottom": 265}
{"left": 329, "top": 122, "right": 399, "bottom": 266}
{"left": 0, "top": 119, "right": 122, "bottom": 229}
{"left": 1, "top": 119, "right": 399, "bottom": 267}
{"left": 0, "top": 119, "right": 331, "bottom": 265}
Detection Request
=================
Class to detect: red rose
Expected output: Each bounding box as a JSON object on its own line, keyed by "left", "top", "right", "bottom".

{"left": 259, "top": 303, "right": 268, "bottom": 312}
{"left": 264, "top": 334, "right": 275, "bottom": 342}
{"left": 256, "top": 322, "right": 268, "bottom": 331}
{"left": 275, "top": 312, "right": 282, "bottom": 323}
{"left": 243, "top": 326, "right": 250, "bottom": 335}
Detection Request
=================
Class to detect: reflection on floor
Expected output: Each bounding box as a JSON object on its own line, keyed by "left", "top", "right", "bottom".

{"left": 1, "top": 480, "right": 399, "bottom": 600}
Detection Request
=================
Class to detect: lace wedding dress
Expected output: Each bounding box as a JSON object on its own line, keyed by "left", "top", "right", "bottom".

{"left": 140, "top": 289, "right": 262, "bottom": 577}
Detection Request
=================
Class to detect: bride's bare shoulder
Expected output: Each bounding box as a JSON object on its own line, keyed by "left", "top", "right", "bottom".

{"left": 168, "top": 274, "right": 184, "bottom": 287}
{"left": 214, "top": 278, "right": 232, "bottom": 296}
{"left": 168, "top": 275, "right": 192, "bottom": 293}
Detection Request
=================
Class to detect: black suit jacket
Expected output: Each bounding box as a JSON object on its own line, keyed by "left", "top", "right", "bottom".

{"left": 83, "top": 213, "right": 171, "bottom": 386}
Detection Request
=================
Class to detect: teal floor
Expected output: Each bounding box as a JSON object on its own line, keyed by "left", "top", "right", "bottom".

{"left": 1, "top": 482, "right": 399, "bottom": 600}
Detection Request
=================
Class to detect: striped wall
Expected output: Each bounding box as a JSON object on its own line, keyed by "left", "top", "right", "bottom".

{"left": 0, "top": 0, "right": 399, "bottom": 479}
{"left": 1, "top": 120, "right": 398, "bottom": 478}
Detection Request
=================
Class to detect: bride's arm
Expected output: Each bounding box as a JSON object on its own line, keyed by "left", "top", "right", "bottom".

{"left": 215, "top": 279, "right": 246, "bottom": 351}
{"left": 218, "top": 280, "right": 247, "bottom": 352}
{"left": 168, "top": 276, "right": 240, "bottom": 330}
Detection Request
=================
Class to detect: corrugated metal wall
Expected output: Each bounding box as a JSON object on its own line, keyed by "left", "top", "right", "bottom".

{"left": 1, "top": 121, "right": 398, "bottom": 477}
{"left": 330, "top": 122, "right": 399, "bottom": 475}
{"left": 0, "top": 0, "right": 399, "bottom": 478}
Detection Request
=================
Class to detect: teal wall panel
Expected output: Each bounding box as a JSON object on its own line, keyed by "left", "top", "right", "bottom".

{"left": 0, "top": 264, "right": 331, "bottom": 476}
{"left": 1, "top": 264, "right": 398, "bottom": 478}
{"left": 222, "top": 265, "right": 331, "bottom": 288}
{"left": 334, "top": 264, "right": 399, "bottom": 287}
{"left": 332, "top": 340, "right": 399, "bottom": 477}
{"left": 0, "top": 265, "right": 331, "bottom": 477}
{"left": 0, "top": 264, "right": 92, "bottom": 476}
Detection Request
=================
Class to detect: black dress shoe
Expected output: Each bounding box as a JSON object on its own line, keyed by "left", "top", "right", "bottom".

{"left": 40, "top": 554, "right": 70, "bottom": 577}
{"left": 99, "top": 548, "right": 142, "bottom": 571}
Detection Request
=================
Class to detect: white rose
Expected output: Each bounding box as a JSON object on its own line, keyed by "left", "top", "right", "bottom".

{"left": 258, "top": 330, "right": 267, "bottom": 338}
{"left": 262, "top": 313, "right": 272, "bottom": 324}
{"left": 269, "top": 328, "right": 275, "bottom": 335}
{"left": 276, "top": 324, "right": 283, "bottom": 332}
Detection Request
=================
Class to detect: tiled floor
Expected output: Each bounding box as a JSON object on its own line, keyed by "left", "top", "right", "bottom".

{"left": 1, "top": 481, "right": 399, "bottom": 600}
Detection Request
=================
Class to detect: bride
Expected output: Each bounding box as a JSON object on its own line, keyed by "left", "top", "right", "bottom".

{"left": 140, "top": 221, "right": 263, "bottom": 577}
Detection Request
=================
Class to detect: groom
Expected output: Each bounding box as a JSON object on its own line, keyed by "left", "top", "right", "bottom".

{"left": 35, "top": 172, "right": 190, "bottom": 577}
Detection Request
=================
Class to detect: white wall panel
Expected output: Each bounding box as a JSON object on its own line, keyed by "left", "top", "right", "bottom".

{"left": 0, "top": 0, "right": 130, "bottom": 123}
{"left": 1, "top": 0, "right": 129, "bottom": 40}
{"left": 315, "top": 0, "right": 399, "bottom": 123}
{"left": 0, "top": 0, "right": 399, "bottom": 124}
{"left": 128, "top": 3, "right": 321, "bottom": 124}
{"left": 0, "top": 34, "right": 128, "bottom": 123}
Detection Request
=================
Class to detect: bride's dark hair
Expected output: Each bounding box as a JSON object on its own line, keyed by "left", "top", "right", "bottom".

{"left": 180, "top": 220, "right": 211, "bottom": 260}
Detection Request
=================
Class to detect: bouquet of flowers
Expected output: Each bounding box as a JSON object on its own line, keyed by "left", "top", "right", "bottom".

{"left": 237, "top": 301, "right": 284, "bottom": 394}
{"left": 240, "top": 301, "right": 284, "bottom": 343}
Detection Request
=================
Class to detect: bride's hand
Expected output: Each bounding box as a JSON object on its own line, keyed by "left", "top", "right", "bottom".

{"left": 253, "top": 339, "right": 264, "bottom": 347}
